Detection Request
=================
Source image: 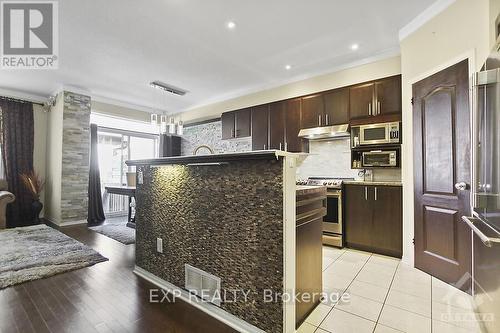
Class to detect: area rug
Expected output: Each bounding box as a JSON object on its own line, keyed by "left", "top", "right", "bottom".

{"left": 89, "top": 220, "right": 135, "bottom": 245}
{"left": 0, "top": 224, "right": 108, "bottom": 289}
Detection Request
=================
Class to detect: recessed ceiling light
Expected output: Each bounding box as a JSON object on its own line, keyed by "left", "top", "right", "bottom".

{"left": 226, "top": 21, "right": 236, "bottom": 29}
{"left": 351, "top": 44, "right": 359, "bottom": 50}
{"left": 285, "top": 64, "right": 292, "bottom": 70}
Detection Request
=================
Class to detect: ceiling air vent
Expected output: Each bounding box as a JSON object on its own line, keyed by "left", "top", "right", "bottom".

{"left": 150, "top": 81, "right": 188, "bottom": 96}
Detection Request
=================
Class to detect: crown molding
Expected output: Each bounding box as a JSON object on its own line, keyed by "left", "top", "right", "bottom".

{"left": 399, "top": 0, "right": 456, "bottom": 41}
{"left": 91, "top": 94, "right": 156, "bottom": 114}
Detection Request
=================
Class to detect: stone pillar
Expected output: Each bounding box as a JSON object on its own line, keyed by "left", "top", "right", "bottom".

{"left": 60, "top": 92, "right": 91, "bottom": 224}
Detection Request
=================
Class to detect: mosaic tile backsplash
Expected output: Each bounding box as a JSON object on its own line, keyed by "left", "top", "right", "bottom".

{"left": 135, "top": 159, "right": 284, "bottom": 332}
{"left": 181, "top": 120, "right": 252, "bottom": 156}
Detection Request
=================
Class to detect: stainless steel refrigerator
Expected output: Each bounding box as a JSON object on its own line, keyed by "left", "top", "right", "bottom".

{"left": 462, "top": 41, "right": 500, "bottom": 333}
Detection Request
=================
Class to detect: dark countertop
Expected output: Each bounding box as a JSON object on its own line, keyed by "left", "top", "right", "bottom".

{"left": 344, "top": 180, "right": 402, "bottom": 186}
{"left": 125, "top": 150, "right": 298, "bottom": 166}
{"left": 296, "top": 185, "right": 327, "bottom": 196}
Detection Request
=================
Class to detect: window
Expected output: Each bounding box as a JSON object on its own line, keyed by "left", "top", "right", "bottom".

{"left": 91, "top": 113, "right": 159, "bottom": 216}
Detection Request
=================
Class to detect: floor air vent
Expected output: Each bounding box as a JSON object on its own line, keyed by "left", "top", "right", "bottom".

{"left": 185, "top": 264, "right": 221, "bottom": 306}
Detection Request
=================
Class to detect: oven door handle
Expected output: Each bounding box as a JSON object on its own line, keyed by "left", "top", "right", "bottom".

{"left": 462, "top": 216, "right": 500, "bottom": 247}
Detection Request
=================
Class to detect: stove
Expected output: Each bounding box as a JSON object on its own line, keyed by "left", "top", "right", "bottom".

{"left": 297, "top": 177, "right": 353, "bottom": 189}
{"left": 296, "top": 177, "right": 354, "bottom": 247}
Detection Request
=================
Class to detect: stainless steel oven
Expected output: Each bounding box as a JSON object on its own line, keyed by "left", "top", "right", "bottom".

{"left": 358, "top": 122, "right": 400, "bottom": 146}
{"left": 301, "top": 177, "right": 352, "bottom": 247}
{"left": 362, "top": 150, "right": 398, "bottom": 167}
{"left": 323, "top": 188, "right": 342, "bottom": 247}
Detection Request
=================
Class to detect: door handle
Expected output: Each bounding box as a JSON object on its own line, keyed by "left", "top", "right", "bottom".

{"left": 365, "top": 186, "right": 368, "bottom": 200}
{"left": 462, "top": 216, "right": 500, "bottom": 247}
{"left": 455, "top": 182, "right": 468, "bottom": 191}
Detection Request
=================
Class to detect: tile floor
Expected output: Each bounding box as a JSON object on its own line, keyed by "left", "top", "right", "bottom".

{"left": 297, "top": 247, "right": 484, "bottom": 333}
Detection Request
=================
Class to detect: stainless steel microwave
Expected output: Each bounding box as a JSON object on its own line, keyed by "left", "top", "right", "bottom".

{"left": 362, "top": 150, "right": 398, "bottom": 167}
{"left": 357, "top": 122, "right": 400, "bottom": 146}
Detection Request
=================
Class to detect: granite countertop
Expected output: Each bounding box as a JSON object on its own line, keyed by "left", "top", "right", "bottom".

{"left": 344, "top": 180, "right": 402, "bottom": 186}
{"left": 296, "top": 185, "right": 327, "bottom": 195}
{"left": 126, "top": 150, "right": 303, "bottom": 166}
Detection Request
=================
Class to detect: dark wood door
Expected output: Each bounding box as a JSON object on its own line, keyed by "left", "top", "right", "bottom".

{"left": 251, "top": 104, "right": 269, "bottom": 150}
{"left": 234, "top": 108, "right": 251, "bottom": 138}
{"left": 324, "top": 88, "right": 349, "bottom": 125}
{"left": 413, "top": 59, "right": 472, "bottom": 293}
{"left": 372, "top": 186, "right": 402, "bottom": 258}
{"left": 349, "top": 83, "right": 374, "bottom": 120}
{"left": 374, "top": 75, "right": 402, "bottom": 116}
{"left": 345, "top": 185, "right": 373, "bottom": 249}
{"left": 269, "top": 101, "right": 286, "bottom": 150}
{"left": 221, "top": 111, "right": 235, "bottom": 139}
{"left": 301, "top": 94, "right": 324, "bottom": 129}
{"left": 285, "top": 98, "right": 303, "bottom": 152}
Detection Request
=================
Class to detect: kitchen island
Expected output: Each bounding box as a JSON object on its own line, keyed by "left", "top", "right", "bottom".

{"left": 127, "top": 151, "right": 307, "bottom": 333}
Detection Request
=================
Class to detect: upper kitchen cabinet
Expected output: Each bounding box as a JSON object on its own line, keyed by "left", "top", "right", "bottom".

{"left": 349, "top": 75, "right": 402, "bottom": 125}
{"left": 285, "top": 98, "right": 305, "bottom": 152}
{"left": 323, "top": 88, "right": 349, "bottom": 125}
{"left": 251, "top": 104, "right": 269, "bottom": 150}
{"left": 221, "top": 107, "right": 251, "bottom": 139}
{"left": 349, "top": 82, "right": 375, "bottom": 120}
{"left": 269, "top": 101, "right": 286, "bottom": 150}
{"left": 301, "top": 94, "right": 325, "bottom": 129}
{"left": 374, "top": 75, "right": 402, "bottom": 116}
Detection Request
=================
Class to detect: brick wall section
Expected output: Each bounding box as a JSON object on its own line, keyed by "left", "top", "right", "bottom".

{"left": 60, "top": 91, "right": 90, "bottom": 223}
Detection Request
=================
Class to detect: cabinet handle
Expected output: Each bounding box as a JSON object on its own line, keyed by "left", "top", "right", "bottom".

{"left": 365, "top": 186, "right": 368, "bottom": 200}
{"left": 263, "top": 144, "right": 266, "bottom": 150}
{"left": 231, "top": 129, "right": 234, "bottom": 137}
{"left": 279, "top": 142, "right": 282, "bottom": 150}
{"left": 325, "top": 114, "right": 329, "bottom": 126}
{"left": 318, "top": 114, "right": 322, "bottom": 126}
{"left": 374, "top": 187, "right": 378, "bottom": 201}
{"left": 284, "top": 142, "right": 288, "bottom": 151}
{"left": 368, "top": 103, "right": 372, "bottom": 116}
{"left": 377, "top": 101, "right": 381, "bottom": 115}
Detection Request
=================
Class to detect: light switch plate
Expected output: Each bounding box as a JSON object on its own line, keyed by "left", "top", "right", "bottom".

{"left": 156, "top": 238, "right": 163, "bottom": 253}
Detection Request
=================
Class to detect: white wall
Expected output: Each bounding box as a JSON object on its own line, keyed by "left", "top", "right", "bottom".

{"left": 176, "top": 56, "right": 402, "bottom": 123}
{"left": 44, "top": 93, "right": 64, "bottom": 224}
{"left": 399, "top": 0, "right": 494, "bottom": 265}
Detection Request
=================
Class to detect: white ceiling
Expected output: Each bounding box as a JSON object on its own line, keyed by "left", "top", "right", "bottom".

{"left": 0, "top": 0, "right": 437, "bottom": 113}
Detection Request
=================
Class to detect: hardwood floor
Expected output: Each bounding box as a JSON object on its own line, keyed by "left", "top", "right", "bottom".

{"left": 0, "top": 224, "right": 236, "bottom": 333}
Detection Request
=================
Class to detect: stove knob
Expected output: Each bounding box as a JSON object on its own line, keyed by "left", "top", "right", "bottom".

{"left": 323, "top": 181, "right": 328, "bottom": 185}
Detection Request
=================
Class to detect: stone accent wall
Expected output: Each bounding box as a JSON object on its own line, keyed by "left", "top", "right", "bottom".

{"left": 181, "top": 120, "right": 252, "bottom": 156}
{"left": 60, "top": 92, "right": 91, "bottom": 223}
{"left": 135, "top": 159, "right": 284, "bottom": 332}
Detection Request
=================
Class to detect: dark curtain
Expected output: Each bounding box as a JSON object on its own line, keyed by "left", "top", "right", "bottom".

{"left": 0, "top": 99, "right": 34, "bottom": 227}
{"left": 88, "top": 123, "right": 105, "bottom": 225}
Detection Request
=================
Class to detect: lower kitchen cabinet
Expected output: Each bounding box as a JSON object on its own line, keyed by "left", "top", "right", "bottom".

{"left": 345, "top": 184, "right": 402, "bottom": 258}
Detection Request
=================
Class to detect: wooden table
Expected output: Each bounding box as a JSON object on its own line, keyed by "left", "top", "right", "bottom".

{"left": 105, "top": 186, "right": 136, "bottom": 228}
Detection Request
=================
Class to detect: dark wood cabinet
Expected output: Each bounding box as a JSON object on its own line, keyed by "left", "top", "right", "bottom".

{"left": 349, "top": 82, "right": 375, "bottom": 120}
{"left": 374, "top": 76, "right": 402, "bottom": 116}
{"left": 221, "top": 108, "right": 251, "bottom": 139}
{"left": 269, "top": 101, "right": 286, "bottom": 150}
{"left": 345, "top": 184, "right": 402, "bottom": 258}
{"left": 324, "top": 88, "right": 349, "bottom": 125}
{"left": 372, "top": 186, "right": 402, "bottom": 256}
{"left": 301, "top": 94, "right": 324, "bottom": 129}
{"left": 285, "top": 98, "right": 303, "bottom": 152}
{"left": 221, "top": 112, "right": 235, "bottom": 140}
{"left": 235, "top": 108, "right": 251, "bottom": 138}
{"left": 251, "top": 105, "right": 269, "bottom": 150}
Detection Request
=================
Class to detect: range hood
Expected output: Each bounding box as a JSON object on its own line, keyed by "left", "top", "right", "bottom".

{"left": 298, "top": 124, "right": 350, "bottom": 140}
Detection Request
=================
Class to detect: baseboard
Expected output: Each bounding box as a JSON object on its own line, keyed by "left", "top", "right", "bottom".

{"left": 60, "top": 219, "right": 87, "bottom": 227}
{"left": 43, "top": 218, "right": 87, "bottom": 229}
{"left": 133, "top": 266, "right": 266, "bottom": 333}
